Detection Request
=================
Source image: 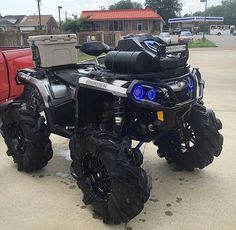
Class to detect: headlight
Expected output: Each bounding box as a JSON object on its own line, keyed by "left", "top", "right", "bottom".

{"left": 133, "top": 85, "right": 145, "bottom": 100}
{"left": 132, "top": 85, "right": 157, "bottom": 102}
{"left": 147, "top": 89, "right": 157, "bottom": 101}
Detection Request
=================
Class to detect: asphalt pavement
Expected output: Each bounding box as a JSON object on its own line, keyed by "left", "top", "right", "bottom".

{"left": 0, "top": 46, "right": 236, "bottom": 230}
{"left": 199, "top": 34, "right": 236, "bottom": 50}
{"left": 171, "top": 34, "right": 236, "bottom": 50}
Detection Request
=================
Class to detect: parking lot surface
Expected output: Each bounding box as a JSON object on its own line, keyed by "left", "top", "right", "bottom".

{"left": 171, "top": 34, "right": 236, "bottom": 50}
{"left": 200, "top": 34, "right": 236, "bottom": 50}
{"left": 0, "top": 48, "right": 236, "bottom": 230}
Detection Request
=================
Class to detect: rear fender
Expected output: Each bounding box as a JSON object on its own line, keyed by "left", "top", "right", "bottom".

{"left": 17, "top": 70, "right": 74, "bottom": 138}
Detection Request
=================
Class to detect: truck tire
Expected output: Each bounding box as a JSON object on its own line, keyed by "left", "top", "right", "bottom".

{"left": 1, "top": 102, "right": 53, "bottom": 172}
{"left": 154, "top": 104, "right": 223, "bottom": 171}
{"left": 70, "top": 127, "right": 150, "bottom": 224}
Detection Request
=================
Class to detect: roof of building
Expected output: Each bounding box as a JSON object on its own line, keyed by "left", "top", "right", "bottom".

{"left": 0, "top": 19, "right": 15, "bottom": 26}
{"left": 17, "top": 15, "right": 54, "bottom": 27}
{"left": 3, "top": 15, "right": 25, "bottom": 24}
{"left": 81, "top": 8, "right": 163, "bottom": 21}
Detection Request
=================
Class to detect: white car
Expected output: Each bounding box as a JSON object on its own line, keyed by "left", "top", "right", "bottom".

{"left": 159, "top": 32, "right": 171, "bottom": 44}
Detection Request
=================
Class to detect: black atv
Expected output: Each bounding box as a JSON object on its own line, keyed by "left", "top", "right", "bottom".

{"left": 1, "top": 34, "right": 223, "bottom": 224}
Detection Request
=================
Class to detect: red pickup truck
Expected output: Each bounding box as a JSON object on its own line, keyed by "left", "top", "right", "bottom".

{"left": 0, "top": 47, "right": 33, "bottom": 104}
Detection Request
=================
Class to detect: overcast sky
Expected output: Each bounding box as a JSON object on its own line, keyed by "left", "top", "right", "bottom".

{"left": 0, "top": 0, "right": 222, "bottom": 20}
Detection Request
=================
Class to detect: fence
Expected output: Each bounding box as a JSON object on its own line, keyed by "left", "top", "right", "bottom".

{"left": 76, "top": 31, "right": 121, "bottom": 47}
{"left": 0, "top": 31, "right": 49, "bottom": 47}
{"left": 0, "top": 31, "right": 122, "bottom": 48}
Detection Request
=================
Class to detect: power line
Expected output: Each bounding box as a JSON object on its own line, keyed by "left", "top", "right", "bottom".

{"left": 40, "top": 8, "right": 54, "bottom": 15}
{"left": 39, "top": 3, "right": 81, "bottom": 21}
{"left": 40, "top": 3, "right": 58, "bottom": 14}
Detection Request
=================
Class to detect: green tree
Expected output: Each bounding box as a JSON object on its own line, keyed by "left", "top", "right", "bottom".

{"left": 145, "top": 0, "right": 182, "bottom": 22}
{"left": 193, "top": 11, "right": 205, "bottom": 17}
{"left": 192, "top": 0, "right": 236, "bottom": 25}
{"left": 109, "top": 0, "right": 143, "bottom": 10}
{"left": 207, "top": 5, "right": 223, "bottom": 17}
{"left": 183, "top": 13, "right": 192, "bottom": 17}
{"left": 221, "top": 0, "right": 236, "bottom": 25}
{"left": 193, "top": 5, "right": 223, "bottom": 17}
{"left": 62, "top": 18, "right": 90, "bottom": 33}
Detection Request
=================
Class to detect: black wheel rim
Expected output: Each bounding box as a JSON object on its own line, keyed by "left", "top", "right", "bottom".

{"left": 30, "top": 88, "right": 43, "bottom": 112}
{"left": 171, "top": 122, "right": 196, "bottom": 153}
{"left": 181, "top": 122, "right": 196, "bottom": 150}
{"left": 83, "top": 154, "right": 112, "bottom": 199}
{"left": 13, "top": 125, "right": 26, "bottom": 154}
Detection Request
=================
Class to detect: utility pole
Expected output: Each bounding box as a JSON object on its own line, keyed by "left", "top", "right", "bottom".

{"left": 201, "top": 0, "right": 208, "bottom": 40}
{"left": 58, "top": 6, "right": 62, "bottom": 33}
{"left": 36, "top": 0, "right": 42, "bottom": 30}
{"left": 65, "top": 11, "right": 67, "bottom": 21}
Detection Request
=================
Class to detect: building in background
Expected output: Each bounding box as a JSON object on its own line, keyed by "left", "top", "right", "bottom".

{"left": 17, "top": 15, "right": 59, "bottom": 33}
{"left": 168, "top": 17, "right": 224, "bottom": 34}
{"left": 81, "top": 8, "right": 164, "bottom": 35}
{"left": 0, "top": 15, "right": 25, "bottom": 32}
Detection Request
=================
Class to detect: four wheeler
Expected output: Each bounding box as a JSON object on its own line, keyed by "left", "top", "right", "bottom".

{"left": 0, "top": 34, "right": 223, "bottom": 224}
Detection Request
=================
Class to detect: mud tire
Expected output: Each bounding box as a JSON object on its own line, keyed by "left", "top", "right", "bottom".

{"left": 154, "top": 104, "right": 223, "bottom": 171}
{"left": 1, "top": 102, "right": 52, "bottom": 172}
{"left": 70, "top": 127, "right": 150, "bottom": 224}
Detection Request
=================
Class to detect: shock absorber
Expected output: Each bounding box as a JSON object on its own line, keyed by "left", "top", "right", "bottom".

{"left": 114, "top": 97, "right": 125, "bottom": 127}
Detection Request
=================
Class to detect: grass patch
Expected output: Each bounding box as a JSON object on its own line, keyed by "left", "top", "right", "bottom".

{"left": 78, "top": 51, "right": 94, "bottom": 62}
{"left": 188, "top": 39, "right": 217, "bottom": 48}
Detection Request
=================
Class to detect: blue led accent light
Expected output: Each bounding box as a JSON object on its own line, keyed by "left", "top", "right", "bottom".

{"left": 188, "top": 78, "right": 194, "bottom": 93}
{"left": 133, "top": 85, "right": 145, "bottom": 100}
{"left": 147, "top": 89, "right": 157, "bottom": 101}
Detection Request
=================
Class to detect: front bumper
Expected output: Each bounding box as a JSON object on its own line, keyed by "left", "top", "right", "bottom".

{"left": 127, "top": 68, "right": 205, "bottom": 132}
{"left": 127, "top": 68, "right": 204, "bottom": 111}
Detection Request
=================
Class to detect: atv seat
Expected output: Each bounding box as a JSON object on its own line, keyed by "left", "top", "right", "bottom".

{"left": 77, "top": 41, "right": 113, "bottom": 57}
{"left": 54, "top": 69, "right": 81, "bottom": 87}
{"left": 52, "top": 63, "right": 95, "bottom": 87}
